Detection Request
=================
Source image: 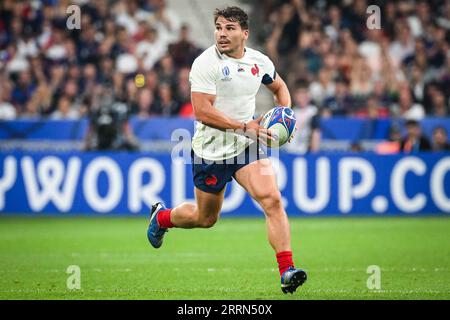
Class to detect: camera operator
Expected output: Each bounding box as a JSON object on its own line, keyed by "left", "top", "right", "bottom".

{"left": 84, "top": 87, "right": 139, "bottom": 151}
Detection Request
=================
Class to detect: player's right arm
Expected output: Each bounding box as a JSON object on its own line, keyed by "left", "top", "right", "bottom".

{"left": 191, "top": 92, "right": 271, "bottom": 142}
{"left": 191, "top": 92, "right": 244, "bottom": 131}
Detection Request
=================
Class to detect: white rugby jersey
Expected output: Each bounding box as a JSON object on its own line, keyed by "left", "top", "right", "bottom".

{"left": 189, "top": 45, "right": 276, "bottom": 161}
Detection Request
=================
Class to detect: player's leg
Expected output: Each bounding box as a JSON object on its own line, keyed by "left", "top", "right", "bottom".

{"left": 147, "top": 147, "right": 232, "bottom": 248}
{"left": 147, "top": 187, "right": 224, "bottom": 248}
{"left": 170, "top": 187, "right": 225, "bottom": 228}
{"left": 234, "top": 158, "right": 290, "bottom": 253}
{"left": 234, "top": 158, "right": 307, "bottom": 293}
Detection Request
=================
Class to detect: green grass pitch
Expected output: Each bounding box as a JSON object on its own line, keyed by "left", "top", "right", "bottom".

{"left": 0, "top": 216, "right": 449, "bottom": 300}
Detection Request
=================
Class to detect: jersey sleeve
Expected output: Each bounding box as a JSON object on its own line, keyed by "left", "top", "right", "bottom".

{"left": 189, "top": 56, "right": 217, "bottom": 95}
{"left": 261, "top": 54, "right": 277, "bottom": 85}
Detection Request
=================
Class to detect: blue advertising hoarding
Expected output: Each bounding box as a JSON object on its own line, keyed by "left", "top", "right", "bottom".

{"left": 0, "top": 151, "right": 449, "bottom": 216}
{"left": 1, "top": 117, "right": 449, "bottom": 142}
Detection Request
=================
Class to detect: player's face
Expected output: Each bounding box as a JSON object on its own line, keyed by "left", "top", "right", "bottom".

{"left": 215, "top": 16, "right": 248, "bottom": 57}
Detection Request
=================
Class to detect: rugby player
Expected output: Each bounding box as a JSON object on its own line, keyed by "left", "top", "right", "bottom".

{"left": 147, "top": 6, "right": 307, "bottom": 294}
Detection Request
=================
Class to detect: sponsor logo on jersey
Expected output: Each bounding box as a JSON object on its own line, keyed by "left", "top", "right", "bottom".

{"left": 237, "top": 65, "right": 245, "bottom": 72}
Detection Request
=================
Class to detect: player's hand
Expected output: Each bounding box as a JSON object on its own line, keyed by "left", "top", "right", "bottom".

{"left": 244, "top": 114, "right": 274, "bottom": 146}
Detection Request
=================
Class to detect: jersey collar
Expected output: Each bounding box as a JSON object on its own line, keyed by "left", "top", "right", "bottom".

{"left": 214, "top": 45, "right": 247, "bottom": 60}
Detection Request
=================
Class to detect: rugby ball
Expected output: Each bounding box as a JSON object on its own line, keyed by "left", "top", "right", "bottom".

{"left": 261, "top": 106, "right": 296, "bottom": 148}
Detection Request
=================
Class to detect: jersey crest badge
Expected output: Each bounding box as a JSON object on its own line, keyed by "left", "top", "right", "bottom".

{"left": 251, "top": 64, "right": 259, "bottom": 76}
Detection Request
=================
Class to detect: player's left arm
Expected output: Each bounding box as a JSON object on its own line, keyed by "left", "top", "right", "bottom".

{"left": 265, "top": 73, "right": 291, "bottom": 107}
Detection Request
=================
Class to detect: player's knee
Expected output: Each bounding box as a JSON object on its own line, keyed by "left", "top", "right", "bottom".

{"left": 198, "top": 215, "right": 218, "bottom": 228}
{"left": 259, "top": 191, "right": 282, "bottom": 213}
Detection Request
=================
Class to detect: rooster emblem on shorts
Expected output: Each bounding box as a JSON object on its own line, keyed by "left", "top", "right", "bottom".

{"left": 205, "top": 175, "right": 218, "bottom": 186}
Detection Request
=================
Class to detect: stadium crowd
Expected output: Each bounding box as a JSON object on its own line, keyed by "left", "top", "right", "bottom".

{"left": 0, "top": 0, "right": 201, "bottom": 121}
{"left": 249, "top": 0, "right": 450, "bottom": 153}
{"left": 255, "top": 0, "right": 450, "bottom": 120}
{"left": 0, "top": 0, "right": 448, "bottom": 152}
{"left": 0, "top": 0, "right": 449, "bottom": 121}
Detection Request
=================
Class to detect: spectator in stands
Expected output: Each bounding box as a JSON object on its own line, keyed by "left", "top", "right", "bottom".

{"left": 428, "top": 90, "right": 449, "bottom": 117}
{"left": 407, "top": 0, "right": 431, "bottom": 37}
{"left": 156, "top": 54, "right": 177, "bottom": 87}
{"left": 148, "top": 0, "right": 181, "bottom": 45}
{"left": 62, "top": 79, "right": 81, "bottom": 107}
{"left": 76, "top": 22, "right": 100, "bottom": 65}
{"left": 309, "top": 68, "right": 335, "bottom": 107}
{"left": 24, "top": 77, "right": 52, "bottom": 117}
{"left": 392, "top": 84, "right": 425, "bottom": 120}
{"left": 371, "top": 80, "right": 393, "bottom": 111}
{"left": 115, "top": 0, "right": 151, "bottom": 37}
{"left": 0, "top": 82, "right": 16, "bottom": 120}
{"left": 11, "top": 70, "right": 36, "bottom": 112}
{"left": 50, "top": 95, "right": 79, "bottom": 120}
{"left": 358, "top": 29, "right": 384, "bottom": 76}
{"left": 136, "top": 88, "right": 155, "bottom": 118}
{"left": 349, "top": 54, "right": 374, "bottom": 101}
{"left": 324, "top": 5, "right": 344, "bottom": 42}
{"left": 286, "top": 81, "right": 321, "bottom": 154}
{"left": 80, "top": 63, "right": 99, "bottom": 100}
{"left": 388, "top": 23, "right": 415, "bottom": 68}
{"left": 153, "top": 83, "right": 179, "bottom": 117}
{"left": 355, "top": 95, "right": 389, "bottom": 119}
{"left": 431, "top": 126, "right": 450, "bottom": 152}
{"left": 123, "top": 77, "right": 139, "bottom": 113}
{"left": 176, "top": 67, "right": 193, "bottom": 118}
{"left": 108, "top": 25, "right": 132, "bottom": 60}
{"left": 98, "top": 58, "right": 114, "bottom": 86}
{"left": 168, "top": 24, "right": 201, "bottom": 69}
{"left": 408, "top": 64, "right": 426, "bottom": 104}
{"left": 135, "top": 24, "right": 166, "bottom": 71}
{"left": 400, "top": 119, "right": 431, "bottom": 153}
{"left": 175, "top": 67, "right": 191, "bottom": 105}
{"left": 438, "top": 53, "right": 450, "bottom": 93}
{"left": 143, "top": 69, "right": 158, "bottom": 93}
{"left": 265, "top": 1, "right": 301, "bottom": 66}
{"left": 322, "top": 77, "right": 353, "bottom": 116}
{"left": 375, "top": 124, "right": 402, "bottom": 154}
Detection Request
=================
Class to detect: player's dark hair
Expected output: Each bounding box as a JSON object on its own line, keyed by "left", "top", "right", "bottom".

{"left": 214, "top": 6, "right": 249, "bottom": 30}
